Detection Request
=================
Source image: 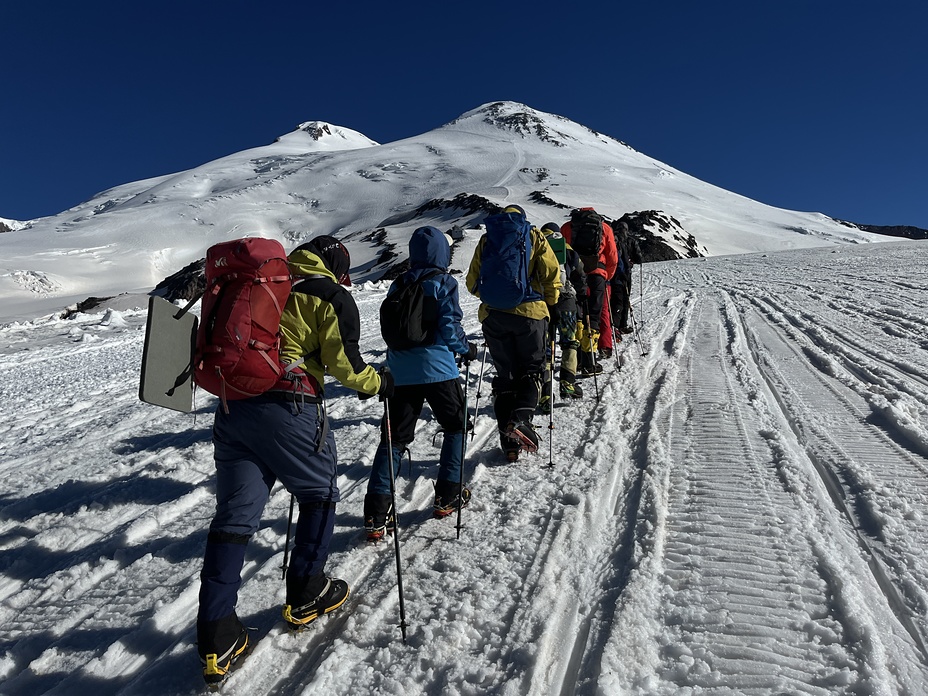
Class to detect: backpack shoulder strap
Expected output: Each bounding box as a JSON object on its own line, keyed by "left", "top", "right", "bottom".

{"left": 172, "top": 288, "right": 206, "bottom": 320}
{"left": 403, "top": 269, "right": 443, "bottom": 286}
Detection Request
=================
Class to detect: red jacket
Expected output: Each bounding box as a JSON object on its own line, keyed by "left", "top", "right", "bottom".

{"left": 560, "top": 210, "right": 618, "bottom": 280}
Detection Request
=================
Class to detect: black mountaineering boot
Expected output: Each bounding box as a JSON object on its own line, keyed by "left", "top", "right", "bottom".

{"left": 433, "top": 479, "right": 471, "bottom": 518}
{"left": 577, "top": 360, "right": 603, "bottom": 377}
{"left": 283, "top": 573, "right": 350, "bottom": 631}
{"left": 198, "top": 613, "right": 250, "bottom": 689}
{"left": 500, "top": 432, "right": 521, "bottom": 462}
{"left": 507, "top": 420, "right": 539, "bottom": 453}
{"left": 363, "top": 493, "right": 395, "bottom": 542}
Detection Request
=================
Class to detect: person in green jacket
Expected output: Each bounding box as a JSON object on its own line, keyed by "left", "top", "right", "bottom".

{"left": 197, "top": 235, "right": 392, "bottom": 688}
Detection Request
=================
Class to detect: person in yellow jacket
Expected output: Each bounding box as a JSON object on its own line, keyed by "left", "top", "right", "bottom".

{"left": 466, "top": 205, "right": 560, "bottom": 462}
{"left": 197, "top": 235, "right": 391, "bottom": 687}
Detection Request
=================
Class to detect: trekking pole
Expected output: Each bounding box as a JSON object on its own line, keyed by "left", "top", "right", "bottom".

{"left": 384, "top": 397, "right": 409, "bottom": 643}
{"left": 280, "top": 494, "right": 295, "bottom": 580}
{"left": 629, "top": 304, "right": 648, "bottom": 357}
{"left": 469, "top": 343, "right": 489, "bottom": 440}
{"left": 456, "top": 358, "right": 471, "bottom": 540}
{"left": 638, "top": 264, "right": 644, "bottom": 327}
{"left": 547, "top": 332, "right": 555, "bottom": 467}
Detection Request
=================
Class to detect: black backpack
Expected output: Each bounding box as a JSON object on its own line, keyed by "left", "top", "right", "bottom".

{"left": 380, "top": 270, "right": 442, "bottom": 350}
{"left": 570, "top": 209, "right": 604, "bottom": 272}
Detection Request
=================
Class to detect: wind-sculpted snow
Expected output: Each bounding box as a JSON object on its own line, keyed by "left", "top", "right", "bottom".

{"left": 1, "top": 240, "right": 928, "bottom": 694}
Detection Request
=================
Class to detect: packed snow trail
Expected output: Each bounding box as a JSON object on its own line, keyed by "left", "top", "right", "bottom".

{"left": 2, "top": 241, "right": 928, "bottom": 695}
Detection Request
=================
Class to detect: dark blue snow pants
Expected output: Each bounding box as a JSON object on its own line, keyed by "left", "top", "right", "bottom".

{"left": 367, "top": 379, "right": 466, "bottom": 496}
{"left": 198, "top": 395, "right": 338, "bottom": 623}
{"left": 482, "top": 310, "right": 547, "bottom": 427}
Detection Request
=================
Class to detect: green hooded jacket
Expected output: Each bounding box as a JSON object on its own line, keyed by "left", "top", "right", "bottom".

{"left": 277, "top": 247, "right": 381, "bottom": 397}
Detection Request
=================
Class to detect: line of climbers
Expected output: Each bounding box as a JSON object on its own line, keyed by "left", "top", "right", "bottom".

{"left": 192, "top": 206, "right": 641, "bottom": 686}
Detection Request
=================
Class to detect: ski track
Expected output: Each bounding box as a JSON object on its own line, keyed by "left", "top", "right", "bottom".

{"left": 3, "top": 242, "right": 928, "bottom": 694}
{"left": 734, "top": 296, "right": 928, "bottom": 649}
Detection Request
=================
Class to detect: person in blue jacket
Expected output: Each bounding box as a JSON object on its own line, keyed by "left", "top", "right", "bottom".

{"left": 364, "top": 226, "right": 477, "bottom": 540}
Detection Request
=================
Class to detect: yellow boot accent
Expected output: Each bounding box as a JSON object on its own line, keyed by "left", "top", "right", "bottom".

{"left": 204, "top": 653, "right": 225, "bottom": 677}
{"left": 282, "top": 603, "right": 320, "bottom": 629}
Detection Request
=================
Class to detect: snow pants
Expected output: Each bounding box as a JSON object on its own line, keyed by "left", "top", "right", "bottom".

{"left": 584, "top": 274, "right": 607, "bottom": 332}
{"left": 545, "top": 309, "right": 579, "bottom": 390}
{"left": 368, "top": 379, "right": 466, "bottom": 496}
{"left": 198, "top": 395, "right": 338, "bottom": 623}
{"left": 482, "top": 310, "right": 547, "bottom": 427}
{"left": 611, "top": 273, "right": 632, "bottom": 331}
{"left": 599, "top": 285, "right": 614, "bottom": 351}
{"left": 577, "top": 274, "right": 607, "bottom": 360}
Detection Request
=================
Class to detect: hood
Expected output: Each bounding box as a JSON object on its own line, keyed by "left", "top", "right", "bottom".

{"left": 408, "top": 226, "right": 450, "bottom": 271}
{"left": 290, "top": 235, "right": 351, "bottom": 284}
{"left": 287, "top": 247, "right": 338, "bottom": 282}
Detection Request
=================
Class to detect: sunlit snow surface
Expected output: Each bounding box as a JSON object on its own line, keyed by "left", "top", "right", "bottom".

{"left": 2, "top": 239, "right": 928, "bottom": 695}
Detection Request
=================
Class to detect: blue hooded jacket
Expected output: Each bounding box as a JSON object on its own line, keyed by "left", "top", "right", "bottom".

{"left": 386, "top": 226, "right": 469, "bottom": 385}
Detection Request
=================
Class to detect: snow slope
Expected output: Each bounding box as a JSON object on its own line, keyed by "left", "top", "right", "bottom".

{"left": 0, "top": 101, "right": 883, "bottom": 324}
{"left": 2, "top": 238, "right": 927, "bottom": 695}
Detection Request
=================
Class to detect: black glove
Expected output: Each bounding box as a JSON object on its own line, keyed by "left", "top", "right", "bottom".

{"left": 461, "top": 341, "right": 478, "bottom": 364}
{"left": 547, "top": 304, "right": 559, "bottom": 326}
{"left": 377, "top": 367, "right": 395, "bottom": 401}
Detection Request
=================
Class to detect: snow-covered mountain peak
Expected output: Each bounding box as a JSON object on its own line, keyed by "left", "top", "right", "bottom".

{"left": 443, "top": 101, "right": 585, "bottom": 148}
{"left": 274, "top": 121, "right": 378, "bottom": 151}
{"left": 0, "top": 216, "right": 27, "bottom": 232}
{"left": 441, "top": 101, "right": 629, "bottom": 153}
{"left": 450, "top": 100, "right": 558, "bottom": 126}
{"left": 0, "top": 100, "right": 894, "bottom": 324}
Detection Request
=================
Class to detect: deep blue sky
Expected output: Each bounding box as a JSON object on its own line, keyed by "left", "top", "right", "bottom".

{"left": 3, "top": 0, "right": 926, "bottom": 228}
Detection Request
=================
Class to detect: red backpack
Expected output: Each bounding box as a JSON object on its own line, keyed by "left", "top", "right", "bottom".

{"left": 194, "top": 238, "right": 292, "bottom": 407}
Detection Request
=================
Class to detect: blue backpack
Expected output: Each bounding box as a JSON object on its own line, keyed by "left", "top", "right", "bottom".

{"left": 477, "top": 212, "right": 539, "bottom": 310}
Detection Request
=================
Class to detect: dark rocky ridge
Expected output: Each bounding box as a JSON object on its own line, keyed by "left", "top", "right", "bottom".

{"left": 378, "top": 193, "right": 501, "bottom": 229}
{"left": 150, "top": 259, "right": 207, "bottom": 303}
{"left": 839, "top": 221, "right": 928, "bottom": 240}
{"left": 615, "top": 210, "right": 707, "bottom": 261}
